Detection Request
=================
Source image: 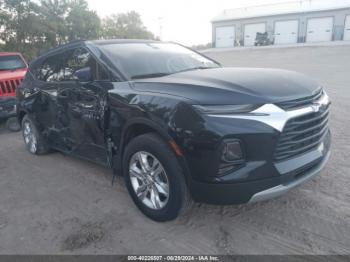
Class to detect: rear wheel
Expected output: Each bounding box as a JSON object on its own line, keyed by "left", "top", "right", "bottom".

{"left": 123, "top": 133, "right": 192, "bottom": 221}
{"left": 21, "top": 115, "right": 49, "bottom": 155}
{"left": 6, "top": 117, "right": 21, "bottom": 132}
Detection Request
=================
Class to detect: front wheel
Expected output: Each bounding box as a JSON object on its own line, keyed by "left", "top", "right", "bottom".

{"left": 123, "top": 133, "right": 192, "bottom": 221}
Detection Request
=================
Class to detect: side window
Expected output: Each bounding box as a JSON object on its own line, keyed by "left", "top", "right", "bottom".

{"left": 63, "top": 48, "right": 90, "bottom": 81}
{"left": 63, "top": 48, "right": 110, "bottom": 81}
{"left": 36, "top": 53, "right": 65, "bottom": 82}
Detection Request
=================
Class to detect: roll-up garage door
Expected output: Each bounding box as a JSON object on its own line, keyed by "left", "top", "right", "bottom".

{"left": 306, "top": 17, "right": 333, "bottom": 42}
{"left": 274, "top": 20, "right": 299, "bottom": 44}
{"left": 344, "top": 15, "right": 350, "bottom": 41}
{"left": 244, "top": 23, "right": 266, "bottom": 46}
{"left": 215, "top": 26, "right": 235, "bottom": 48}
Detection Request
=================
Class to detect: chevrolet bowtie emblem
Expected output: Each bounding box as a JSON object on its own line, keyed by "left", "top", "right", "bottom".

{"left": 311, "top": 103, "right": 321, "bottom": 112}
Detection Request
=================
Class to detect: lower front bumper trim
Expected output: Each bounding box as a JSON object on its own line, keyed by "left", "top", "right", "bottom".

{"left": 248, "top": 150, "right": 330, "bottom": 203}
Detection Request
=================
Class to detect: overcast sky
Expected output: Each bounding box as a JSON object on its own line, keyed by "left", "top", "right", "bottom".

{"left": 87, "top": 0, "right": 350, "bottom": 46}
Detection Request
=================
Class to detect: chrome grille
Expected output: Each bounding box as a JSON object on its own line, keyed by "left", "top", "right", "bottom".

{"left": 274, "top": 103, "right": 330, "bottom": 162}
{"left": 276, "top": 89, "right": 323, "bottom": 110}
{"left": 0, "top": 78, "right": 23, "bottom": 97}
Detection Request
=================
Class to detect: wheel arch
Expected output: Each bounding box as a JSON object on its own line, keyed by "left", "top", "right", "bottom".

{"left": 17, "top": 110, "right": 28, "bottom": 126}
{"left": 114, "top": 118, "right": 192, "bottom": 184}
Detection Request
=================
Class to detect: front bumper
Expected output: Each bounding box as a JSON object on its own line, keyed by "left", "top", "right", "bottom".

{"left": 0, "top": 97, "right": 16, "bottom": 119}
{"left": 189, "top": 132, "right": 331, "bottom": 205}
{"left": 249, "top": 149, "right": 330, "bottom": 203}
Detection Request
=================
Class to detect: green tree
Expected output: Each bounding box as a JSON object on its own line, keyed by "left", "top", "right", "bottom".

{"left": 0, "top": 0, "right": 45, "bottom": 59}
{"left": 0, "top": 0, "right": 154, "bottom": 60}
{"left": 66, "top": 0, "right": 100, "bottom": 41}
{"left": 39, "top": 0, "right": 70, "bottom": 46}
{"left": 101, "top": 11, "right": 155, "bottom": 40}
{"left": 0, "top": 0, "right": 9, "bottom": 25}
{"left": 191, "top": 43, "right": 212, "bottom": 51}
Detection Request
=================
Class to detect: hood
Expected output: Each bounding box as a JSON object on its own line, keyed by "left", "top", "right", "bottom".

{"left": 0, "top": 68, "right": 27, "bottom": 80}
{"left": 131, "top": 67, "right": 321, "bottom": 105}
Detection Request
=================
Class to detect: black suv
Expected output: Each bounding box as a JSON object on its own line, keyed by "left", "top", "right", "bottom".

{"left": 16, "top": 40, "right": 331, "bottom": 221}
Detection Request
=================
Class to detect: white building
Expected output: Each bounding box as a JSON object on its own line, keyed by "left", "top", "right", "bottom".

{"left": 212, "top": 0, "right": 350, "bottom": 48}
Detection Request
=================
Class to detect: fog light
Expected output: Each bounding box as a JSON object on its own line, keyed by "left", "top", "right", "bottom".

{"left": 221, "top": 140, "right": 243, "bottom": 162}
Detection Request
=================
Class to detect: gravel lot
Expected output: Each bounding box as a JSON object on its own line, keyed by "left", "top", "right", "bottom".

{"left": 0, "top": 44, "right": 350, "bottom": 255}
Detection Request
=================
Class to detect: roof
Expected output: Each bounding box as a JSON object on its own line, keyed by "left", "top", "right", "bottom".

{"left": 30, "top": 39, "right": 162, "bottom": 67}
{"left": 36, "top": 39, "right": 159, "bottom": 58}
{"left": 212, "top": 0, "right": 350, "bottom": 22}
{"left": 90, "top": 39, "right": 160, "bottom": 45}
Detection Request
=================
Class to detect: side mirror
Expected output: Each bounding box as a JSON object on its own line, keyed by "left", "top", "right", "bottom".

{"left": 73, "top": 67, "right": 92, "bottom": 82}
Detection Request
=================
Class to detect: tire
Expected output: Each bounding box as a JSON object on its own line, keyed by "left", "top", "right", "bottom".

{"left": 21, "top": 115, "right": 50, "bottom": 155}
{"left": 6, "top": 117, "right": 21, "bottom": 132}
{"left": 123, "top": 133, "right": 192, "bottom": 222}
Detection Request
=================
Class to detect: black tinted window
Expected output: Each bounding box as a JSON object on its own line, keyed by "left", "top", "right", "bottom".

{"left": 36, "top": 53, "right": 64, "bottom": 82}
{"left": 63, "top": 48, "right": 109, "bottom": 81}
{"left": 36, "top": 48, "right": 109, "bottom": 82}
{"left": 63, "top": 48, "right": 90, "bottom": 81}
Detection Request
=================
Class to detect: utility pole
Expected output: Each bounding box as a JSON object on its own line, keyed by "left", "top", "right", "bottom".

{"left": 158, "top": 17, "right": 163, "bottom": 40}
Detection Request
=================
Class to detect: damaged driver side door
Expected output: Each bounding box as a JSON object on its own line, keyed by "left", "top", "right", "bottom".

{"left": 55, "top": 47, "right": 111, "bottom": 165}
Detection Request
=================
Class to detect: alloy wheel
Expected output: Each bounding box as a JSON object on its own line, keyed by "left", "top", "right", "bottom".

{"left": 23, "top": 121, "right": 37, "bottom": 153}
{"left": 129, "top": 151, "right": 170, "bottom": 210}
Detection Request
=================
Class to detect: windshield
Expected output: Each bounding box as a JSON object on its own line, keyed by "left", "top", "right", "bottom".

{"left": 0, "top": 55, "right": 26, "bottom": 71}
{"left": 98, "top": 43, "right": 220, "bottom": 79}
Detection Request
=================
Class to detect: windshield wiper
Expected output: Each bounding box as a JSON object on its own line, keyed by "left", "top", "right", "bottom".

{"left": 175, "top": 66, "right": 216, "bottom": 74}
{"left": 130, "top": 66, "right": 217, "bottom": 80}
{"left": 131, "top": 73, "right": 170, "bottom": 80}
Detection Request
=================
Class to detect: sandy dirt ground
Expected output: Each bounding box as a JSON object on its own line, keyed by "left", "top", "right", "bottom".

{"left": 0, "top": 45, "right": 350, "bottom": 255}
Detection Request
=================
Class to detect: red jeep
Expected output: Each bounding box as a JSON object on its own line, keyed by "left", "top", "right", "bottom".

{"left": 0, "top": 52, "right": 28, "bottom": 130}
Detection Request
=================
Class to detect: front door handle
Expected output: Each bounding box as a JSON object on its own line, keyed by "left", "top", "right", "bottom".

{"left": 75, "top": 101, "right": 95, "bottom": 109}
{"left": 58, "top": 90, "right": 69, "bottom": 99}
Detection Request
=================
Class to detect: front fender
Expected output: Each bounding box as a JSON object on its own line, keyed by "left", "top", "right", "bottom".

{"left": 107, "top": 86, "right": 195, "bottom": 182}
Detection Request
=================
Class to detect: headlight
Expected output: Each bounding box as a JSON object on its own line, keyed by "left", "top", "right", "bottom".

{"left": 193, "top": 104, "right": 260, "bottom": 114}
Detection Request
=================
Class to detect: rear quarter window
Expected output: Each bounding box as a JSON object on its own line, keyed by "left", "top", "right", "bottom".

{"left": 35, "top": 53, "right": 65, "bottom": 82}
